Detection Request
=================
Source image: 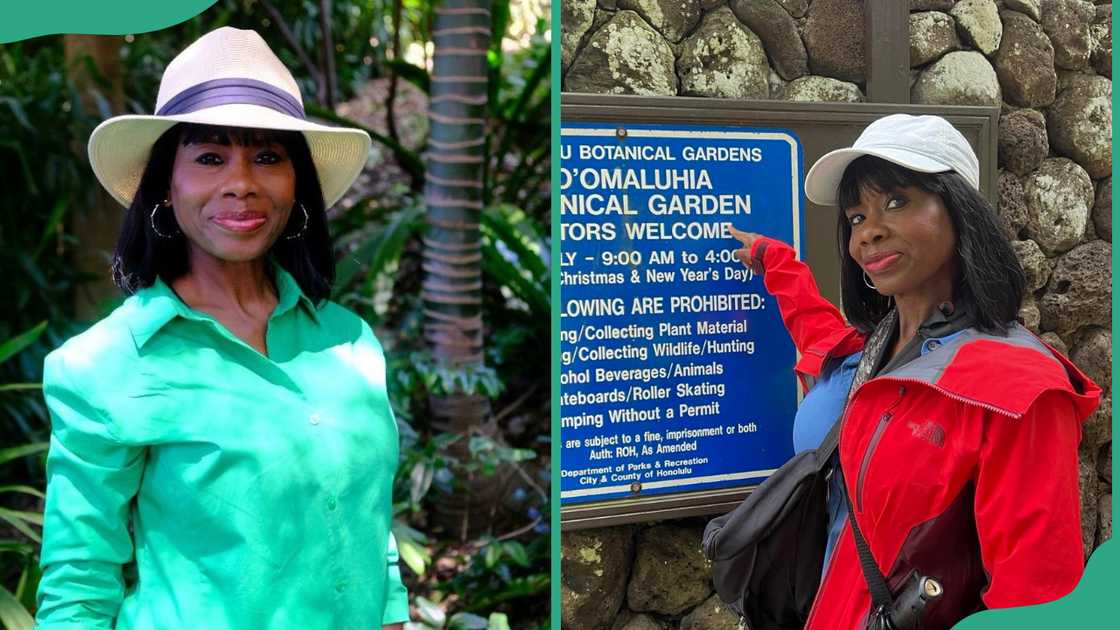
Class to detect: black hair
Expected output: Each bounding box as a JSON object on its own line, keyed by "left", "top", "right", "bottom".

{"left": 111, "top": 123, "right": 334, "bottom": 302}
{"left": 836, "top": 155, "right": 1025, "bottom": 335}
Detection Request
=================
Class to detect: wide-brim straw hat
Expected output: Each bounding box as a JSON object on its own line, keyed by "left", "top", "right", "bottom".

{"left": 88, "top": 26, "right": 370, "bottom": 209}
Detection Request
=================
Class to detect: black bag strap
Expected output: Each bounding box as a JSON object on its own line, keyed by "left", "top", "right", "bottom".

{"left": 833, "top": 308, "right": 900, "bottom": 613}
{"left": 842, "top": 470, "right": 893, "bottom": 611}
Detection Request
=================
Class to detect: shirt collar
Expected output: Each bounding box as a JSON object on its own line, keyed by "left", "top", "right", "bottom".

{"left": 127, "top": 263, "right": 321, "bottom": 349}
{"left": 271, "top": 264, "right": 322, "bottom": 325}
{"left": 917, "top": 299, "right": 973, "bottom": 340}
{"left": 875, "top": 300, "right": 975, "bottom": 376}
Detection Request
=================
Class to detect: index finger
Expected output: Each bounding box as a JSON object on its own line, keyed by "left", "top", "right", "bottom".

{"left": 728, "top": 225, "right": 751, "bottom": 245}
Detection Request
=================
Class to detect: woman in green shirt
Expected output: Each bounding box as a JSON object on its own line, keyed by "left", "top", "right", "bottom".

{"left": 36, "top": 27, "right": 409, "bottom": 629}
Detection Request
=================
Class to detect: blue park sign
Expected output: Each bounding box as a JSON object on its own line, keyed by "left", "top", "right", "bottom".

{"left": 559, "top": 122, "right": 805, "bottom": 507}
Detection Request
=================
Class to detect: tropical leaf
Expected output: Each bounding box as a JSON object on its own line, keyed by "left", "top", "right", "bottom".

{"left": 0, "top": 509, "right": 41, "bottom": 544}
{"left": 0, "top": 486, "right": 44, "bottom": 500}
{"left": 13, "top": 559, "right": 39, "bottom": 615}
{"left": 408, "top": 460, "right": 435, "bottom": 506}
{"left": 414, "top": 596, "right": 446, "bottom": 628}
{"left": 0, "top": 384, "right": 41, "bottom": 393}
{"left": 334, "top": 203, "right": 424, "bottom": 295}
{"left": 0, "top": 443, "right": 48, "bottom": 467}
{"left": 481, "top": 205, "right": 548, "bottom": 278}
{"left": 0, "top": 322, "right": 46, "bottom": 366}
{"left": 499, "top": 45, "right": 548, "bottom": 123}
{"left": 32, "top": 195, "right": 69, "bottom": 262}
{"left": 485, "top": 613, "right": 510, "bottom": 630}
{"left": 480, "top": 245, "right": 548, "bottom": 324}
{"left": 0, "top": 584, "right": 34, "bottom": 630}
{"left": 392, "top": 520, "right": 432, "bottom": 576}
{"left": 502, "top": 541, "right": 529, "bottom": 568}
{"left": 483, "top": 540, "right": 501, "bottom": 568}
{"left": 386, "top": 58, "right": 430, "bottom": 94}
{"left": 462, "top": 574, "right": 548, "bottom": 613}
{"left": 0, "top": 541, "right": 33, "bottom": 557}
{"left": 396, "top": 536, "right": 430, "bottom": 577}
{"left": 447, "top": 612, "right": 488, "bottom": 630}
{"left": 494, "top": 143, "right": 548, "bottom": 204}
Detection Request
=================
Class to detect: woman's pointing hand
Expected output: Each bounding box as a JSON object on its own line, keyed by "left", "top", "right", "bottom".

{"left": 729, "top": 226, "right": 763, "bottom": 269}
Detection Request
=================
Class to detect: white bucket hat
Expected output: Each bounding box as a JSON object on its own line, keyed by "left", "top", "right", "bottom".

{"left": 804, "top": 114, "right": 980, "bottom": 206}
{"left": 88, "top": 26, "right": 371, "bottom": 209}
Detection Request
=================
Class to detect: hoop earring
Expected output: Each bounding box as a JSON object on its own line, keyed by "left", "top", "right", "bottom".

{"left": 284, "top": 202, "right": 310, "bottom": 240}
{"left": 150, "top": 203, "right": 177, "bottom": 239}
{"left": 863, "top": 271, "right": 877, "bottom": 290}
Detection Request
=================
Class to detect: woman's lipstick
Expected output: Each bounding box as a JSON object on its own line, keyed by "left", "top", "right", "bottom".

{"left": 864, "top": 252, "right": 902, "bottom": 273}
{"left": 212, "top": 212, "right": 267, "bottom": 232}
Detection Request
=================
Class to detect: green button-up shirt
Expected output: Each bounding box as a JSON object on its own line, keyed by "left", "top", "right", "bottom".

{"left": 35, "top": 266, "right": 409, "bottom": 629}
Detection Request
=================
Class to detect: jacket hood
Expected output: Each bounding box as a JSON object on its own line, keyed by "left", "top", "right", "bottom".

{"left": 879, "top": 323, "right": 1101, "bottom": 420}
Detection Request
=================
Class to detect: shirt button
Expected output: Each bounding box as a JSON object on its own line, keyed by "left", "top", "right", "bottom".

{"left": 334, "top": 580, "right": 346, "bottom": 593}
{"left": 326, "top": 495, "right": 337, "bottom": 510}
{"left": 309, "top": 412, "right": 321, "bottom": 425}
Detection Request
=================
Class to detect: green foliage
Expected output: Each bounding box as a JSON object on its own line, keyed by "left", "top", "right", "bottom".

{"left": 335, "top": 202, "right": 549, "bottom": 410}
{"left": 0, "top": 584, "right": 35, "bottom": 630}
{"left": 484, "top": 29, "right": 550, "bottom": 217}
{"left": 0, "top": 330, "right": 48, "bottom": 627}
{"left": 410, "top": 596, "right": 513, "bottom": 630}
{"left": 395, "top": 432, "right": 461, "bottom": 514}
{"left": 0, "top": 39, "right": 101, "bottom": 444}
{"left": 481, "top": 204, "right": 550, "bottom": 341}
{"left": 0, "top": 320, "right": 51, "bottom": 618}
{"left": 0, "top": 323, "right": 47, "bottom": 398}
{"left": 334, "top": 197, "right": 426, "bottom": 316}
{"left": 393, "top": 432, "right": 540, "bottom": 519}
{"left": 415, "top": 355, "right": 505, "bottom": 399}
{"left": 437, "top": 534, "right": 549, "bottom": 615}
{"left": 0, "top": 452, "right": 45, "bottom": 546}
{"left": 390, "top": 426, "right": 548, "bottom": 625}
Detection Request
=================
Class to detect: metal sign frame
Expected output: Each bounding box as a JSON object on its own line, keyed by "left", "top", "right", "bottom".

{"left": 560, "top": 94, "right": 999, "bottom": 530}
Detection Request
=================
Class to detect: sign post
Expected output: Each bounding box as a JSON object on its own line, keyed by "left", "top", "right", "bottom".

{"left": 559, "top": 123, "right": 805, "bottom": 521}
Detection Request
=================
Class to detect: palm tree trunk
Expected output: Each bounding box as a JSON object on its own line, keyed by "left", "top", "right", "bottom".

{"left": 423, "top": 0, "right": 492, "bottom": 435}
{"left": 423, "top": 0, "right": 504, "bottom": 540}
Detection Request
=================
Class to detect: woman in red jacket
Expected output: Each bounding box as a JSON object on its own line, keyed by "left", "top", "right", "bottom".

{"left": 732, "top": 114, "right": 1100, "bottom": 629}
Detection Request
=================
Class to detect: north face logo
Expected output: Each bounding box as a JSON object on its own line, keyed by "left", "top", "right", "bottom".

{"left": 907, "top": 420, "right": 946, "bottom": 447}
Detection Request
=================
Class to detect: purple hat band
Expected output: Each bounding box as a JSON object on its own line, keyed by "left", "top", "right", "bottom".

{"left": 156, "top": 78, "right": 305, "bottom": 119}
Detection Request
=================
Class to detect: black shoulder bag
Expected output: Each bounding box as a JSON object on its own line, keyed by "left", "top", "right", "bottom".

{"left": 701, "top": 414, "right": 841, "bottom": 629}
{"left": 702, "top": 310, "right": 897, "bottom": 630}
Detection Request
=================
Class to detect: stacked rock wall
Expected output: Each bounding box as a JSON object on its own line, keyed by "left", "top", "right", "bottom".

{"left": 561, "top": 1, "right": 1113, "bottom": 628}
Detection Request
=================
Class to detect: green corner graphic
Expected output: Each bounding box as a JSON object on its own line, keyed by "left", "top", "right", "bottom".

{"left": 0, "top": 1, "right": 217, "bottom": 43}
{"left": 958, "top": 540, "right": 1117, "bottom": 628}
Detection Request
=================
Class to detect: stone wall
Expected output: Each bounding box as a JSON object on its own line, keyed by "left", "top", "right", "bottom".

{"left": 560, "top": 1, "right": 1113, "bottom": 628}
{"left": 561, "top": 520, "right": 745, "bottom": 630}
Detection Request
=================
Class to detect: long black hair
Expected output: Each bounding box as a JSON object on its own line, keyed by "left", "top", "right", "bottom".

{"left": 836, "top": 155, "right": 1025, "bottom": 335}
{"left": 111, "top": 123, "right": 335, "bottom": 302}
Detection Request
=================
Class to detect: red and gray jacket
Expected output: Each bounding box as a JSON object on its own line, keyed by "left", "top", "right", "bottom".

{"left": 750, "top": 237, "right": 1101, "bottom": 630}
